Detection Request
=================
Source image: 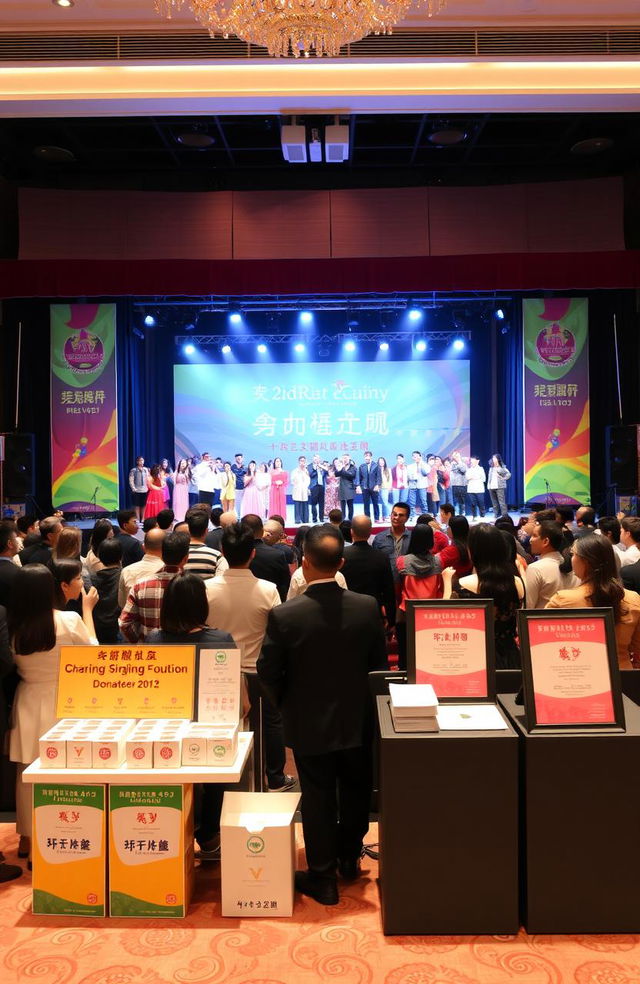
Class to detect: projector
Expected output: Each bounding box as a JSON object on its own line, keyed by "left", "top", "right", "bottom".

{"left": 281, "top": 124, "right": 307, "bottom": 163}
{"left": 324, "top": 124, "right": 350, "bottom": 163}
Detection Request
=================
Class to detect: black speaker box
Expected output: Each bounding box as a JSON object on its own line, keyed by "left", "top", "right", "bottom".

{"left": 606, "top": 424, "right": 640, "bottom": 493}
{"left": 2, "top": 432, "right": 35, "bottom": 499}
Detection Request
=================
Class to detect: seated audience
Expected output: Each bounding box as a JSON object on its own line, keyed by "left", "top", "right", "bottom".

{"left": 574, "top": 505, "right": 596, "bottom": 539}
{"left": 524, "top": 520, "right": 577, "bottom": 609}
{"left": 204, "top": 507, "right": 224, "bottom": 550}
{"left": 288, "top": 523, "right": 348, "bottom": 599}
{"left": 156, "top": 508, "right": 175, "bottom": 531}
{"left": 15, "top": 515, "right": 39, "bottom": 552}
{"left": 0, "top": 603, "right": 20, "bottom": 882}
{"left": 619, "top": 516, "right": 640, "bottom": 568}
{"left": 241, "top": 514, "right": 291, "bottom": 601}
{"left": 117, "top": 527, "right": 165, "bottom": 609}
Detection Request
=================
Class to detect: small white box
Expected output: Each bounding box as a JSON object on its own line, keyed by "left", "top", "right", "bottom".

{"left": 38, "top": 726, "right": 67, "bottom": 768}
{"left": 153, "top": 736, "right": 182, "bottom": 769}
{"left": 65, "top": 736, "right": 94, "bottom": 769}
{"left": 125, "top": 735, "right": 154, "bottom": 769}
{"left": 221, "top": 791, "right": 300, "bottom": 917}
{"left": 206, "top": 725, "right": 238, "bottom": 766}
{"left": 92, "top": 719, "right": 136, "bottom": 769}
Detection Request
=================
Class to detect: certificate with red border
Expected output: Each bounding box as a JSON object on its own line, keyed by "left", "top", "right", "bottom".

{"left": 411, "top": 604, "right": 491, "bottom": 699}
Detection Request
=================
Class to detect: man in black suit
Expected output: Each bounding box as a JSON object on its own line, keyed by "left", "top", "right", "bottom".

{"left": 19, "top": 515, "right": 63, "bottom": 567}
{"left": 114, "top": 509, "right": 144, "bottom": 568}
{"left": 307, "top": 454, "right": 326, "bottom": 524}
{"left": 356, "top": 451, "right": 381, "bottom": 522}
{"left": 241, "top": 513, "right": 291, "bottom": 602}
{"left": 334, "top": 454, "right": 357, "bottom": 521}
{"left": 258, "top": 524, "right": 387, "bottom": 905}
{"left": 0, "top": 522, "right": 20, "bottom": 609}
{"left": 341, "top": 515, "right": 396, "bottom": 628}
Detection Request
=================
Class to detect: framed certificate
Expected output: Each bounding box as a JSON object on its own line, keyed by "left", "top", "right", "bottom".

{"left": 406, "top": 599, "right": 496, "bottom": 701}
{"left": 518, "top": 609, "right": 625, "bottom": 732}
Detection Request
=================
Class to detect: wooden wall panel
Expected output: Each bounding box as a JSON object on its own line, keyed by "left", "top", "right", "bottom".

{"left": 525, "top": 177, "right": 624, "bottom": 252}
{"left": 330, "top": 188, "right": 429, "bottom": 257}
{"left": 232, "top": 190, "right": 331, "bottom": 259}
{"left": 429, "top": 185, "right": 528, "bottom": 256}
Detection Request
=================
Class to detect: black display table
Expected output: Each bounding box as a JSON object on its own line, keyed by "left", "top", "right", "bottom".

{"left": 376, "top": 695, "right": 519, "bottom": 935}
{"left": 500, "top": 693, "right": 640, "bottom": 934}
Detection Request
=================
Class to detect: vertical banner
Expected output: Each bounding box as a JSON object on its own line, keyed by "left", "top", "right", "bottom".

{"left": 523, "top": 298, "right": 589, "bottom": 505}
{"left": 51, "top": 304, "right": 118, "bottom": 513}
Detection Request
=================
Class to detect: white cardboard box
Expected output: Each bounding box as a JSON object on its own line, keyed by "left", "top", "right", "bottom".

{"left": 220, "top": 791, "right": 300, "bottom": 918}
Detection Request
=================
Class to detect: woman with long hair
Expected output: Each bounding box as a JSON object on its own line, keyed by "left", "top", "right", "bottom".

{"left": 442, "top": 522, "right": 524, "bottom": 668}
{"left": 378, "top": 456, "right": 392, "bottom": 520}
{"left": 240, "top": 461, "right": 263, "bottom": 517}
{"left": 8, "top": 565, "right": 98, "bottom": 856}
{"left": 323, "top": 459, "right": 340, "bottom": 519}
{"left": 144, "top": 464, "right": 166, "bottom": 520}
{"left": 219, "top": 461, "right": 236, "bottom": 513}
{"left": 437, "top": 515, "right": 473, "bottom": 577}
{"left": 85, "top": 518, "right": 114, "bottom": 575}
{"left": 546, "top": 533, "right": 640, "bottom": 669}
{"left": 172, "top": 458, "right": 191, "bottom": 522}
{"left": 160, "top": 458, "right": 174, "bottom": 504}
{"left": 269, "top": 457, "right": 288, "bottom": 519}
{"left": 256, "top": 462, "right": 271, "bottom": 520}
{"left": 395, "top": 523, "right": 444, "bottom": 670}
{"left": 52, "top": 525, "right": 83, "bottom": 562}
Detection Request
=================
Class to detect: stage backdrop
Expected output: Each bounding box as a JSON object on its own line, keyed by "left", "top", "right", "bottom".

{"left": 174, "top": 360, "right": 470, "bottom": 466}
{"left": 523, "top": 297, "right": 590, "bottom": 505}
{"left": 50, "top": 303, "right": 119, "bottom": 513}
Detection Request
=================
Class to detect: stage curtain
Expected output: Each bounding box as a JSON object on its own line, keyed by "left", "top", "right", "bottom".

{"left": 497, "top": 310, "right": 524, "bottom": 507}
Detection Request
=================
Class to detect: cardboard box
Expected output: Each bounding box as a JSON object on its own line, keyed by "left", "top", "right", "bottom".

{"left": 220, "top": 791, "right": 300, "bottom": 917}
{"left": 32, "top": 784, "right": 106, "bottom": 916}
{"left": 109, "top": 785, "right": 193, "bottom": 917}
{"left": 38, "top": 724, "right": 68, "bottom": 768}
{"left": 92, "top": 720, "right": 136, "bottom": 769}
{"left": 206, "top": 725, "right": 238, "bottom": 766}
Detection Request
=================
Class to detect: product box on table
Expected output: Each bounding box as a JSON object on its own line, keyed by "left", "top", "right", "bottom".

{"left": 109, "top": 784, "right": 193, "bottom": 917}
{"left": 92, "top": 719, "right": 136, "bottom": 769}
{"left": 220, "top": 791, "right": 300, "bottom": 917}
{"left": 206, "top": 724, "right": 238, "bottom": 766}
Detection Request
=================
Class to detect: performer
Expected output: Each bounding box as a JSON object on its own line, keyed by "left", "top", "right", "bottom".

{"left": 192, "top": 452, "right": 217, "bottom": 507}
{"left": 335, "top": 454, "right": 357, "bottom": 521}
{"left": 307, "top": 454, "right": 327, "bottom": 524}
{"left": 231, "top": 453, "right": 247, "bottom": 515}
{"left": 356, "top": 451, "right": 381, "bottom": 522}
{"left": 391, "top": 453, "right": 408, "bottom": 505}
{"left": 220, "top": 461, "right": 236, "bottom": 512}
{"left": 324, "top": 459, "right": 340, "bottom": 519}
{"left": 256, "top": 462, "right": 272, "bottom": 520}
{"left": 128, "top": 455, "right": 149, "bottom": 523}
{"left": 291, "top": 456, "right": 311, "bottom": 524}
{"left": 160, "top": 458, "right": 173, "bottom": 504}
{"left": 144, "top": 465, "right": 166, "bottom": 520}
{"left": 487, "top": 454, "right": 511, "bottom": 517}
{"left": 377, "top": 457, "right": 393, "bottom": 519}
{"left": 172, "top": 458, "right": 191, "bottom": 523}
{"left": 449, "top": 451, "right": 468, "bottom": 516}
{"left": 466, "top": 455, "right": 487, "bottom": 519}
{"left": 269, "top": 457, "right": 288, "bottom": 518}
{"left": 240, "top": 461, "right": 263, "bottom": 517}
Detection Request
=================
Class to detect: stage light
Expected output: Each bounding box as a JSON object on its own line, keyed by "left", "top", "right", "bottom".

{"left": 183, "top": 343, "right": 196, "bottom": 356}
{"left": 257, "top": 343, "right": 267, "bottom": 354}
{"left": 229, "top": 312, "right": 242, "bottom": 325}
{"left": 415, "top": 339, "right": 427, "bottom": 353}
{"left": 453, "top": 338, "right": 465, "bottom": 351}
{"left": 294, "top": 342, "right": 306, "bottom": 353}
{"left": 221, "top": 344, "right": 231, "bottom": 355}
{"left": 344, "top": 340, "right": 356, "bottom": 353}
{"left": 379, "top": 341, "right": 389, "bottom": 352}
{"left": 408, "top": 308, "right": 423, "bottom": 322}
{"left": 495, "top": 308, "right": 505, "bottom": 320}
{"left": 144, "top": 314, "right": 156, "bottom": 327}
{"left": 299, "top": 311, "right": 313, "bottom": 326}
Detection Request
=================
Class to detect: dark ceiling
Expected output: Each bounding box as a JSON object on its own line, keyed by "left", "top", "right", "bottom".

{"left": 1, "top": 111, "right": 639, "bottom": 193}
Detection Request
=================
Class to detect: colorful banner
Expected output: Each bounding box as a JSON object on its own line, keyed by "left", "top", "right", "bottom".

{"left": 50, "top": 303, "right": 118, "bottom": 513}
{"left": 523, "top": 298, "right": 589, "bottom": 505}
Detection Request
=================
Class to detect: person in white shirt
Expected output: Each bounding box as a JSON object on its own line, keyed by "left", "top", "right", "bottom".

{"left": 596, "top": 516, "right": 624, "bottom": 572}
{"left": 525, "top": 520, "right": 578, "bottom": 609}
{"left": 205, "top": 522, "right": 294, "bottom": 792}
{"left": 291, "top": 456, "right": 311, "bottom": 524}
{"left": 465, "top": 455, "right": 486, "bottom": 519}
{"left": 406, "top": 451, "right": 429, "bottom": 517}
{"left": 487, "top": 454, "right": 511, "bottom": 518}
{"left": 391, "top": 453, "right": 408, "bottom": 506}
{"left": 129, "top": 455, "right": 150, "bottom": 523}
{"left": 117, "top": 527, "right": 166, "bottom": 608}
{"left": 287, "top": 564, "right": 347, "bottom": 599}
{"left": 619, "top": 516, "right": 640, "bottom": 567}
{"left": 192, "top": 452, "right": 220, "bottom": 508}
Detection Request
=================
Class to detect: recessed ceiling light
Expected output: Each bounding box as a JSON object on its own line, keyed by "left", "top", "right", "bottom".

{"left": 52, "top": 0, "right": 75, "bottom": 7}
{"left": 428, "top": 129, "right": 467, "bottom": 147}
{"left": 33, "top": 145, "right": 76, "bottom": 163}
{"left": 570, "top": 137, "right": 614, "bottom": 156}
{"left": 176, "top": 130, "right": 216, "bottom": 148}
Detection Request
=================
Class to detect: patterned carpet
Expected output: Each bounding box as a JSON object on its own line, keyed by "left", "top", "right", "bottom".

{"left": 1, "top": 822, "right": 639, "bottom": 984}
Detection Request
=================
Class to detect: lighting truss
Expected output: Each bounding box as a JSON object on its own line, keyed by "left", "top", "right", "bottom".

{"left": 175, "top": 330, "right": 472, "bottom": 346}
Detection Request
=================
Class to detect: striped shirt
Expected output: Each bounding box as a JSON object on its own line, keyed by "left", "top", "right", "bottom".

{"left": 184, "top": 541, "right": 228, "bottom": 580}
{"left": 118, "top": 566, "right": 181, "bottom": 642}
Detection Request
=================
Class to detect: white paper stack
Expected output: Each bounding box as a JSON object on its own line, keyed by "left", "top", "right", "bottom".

{"left": 389, "top": 683, "right": 439, "bottom": 733}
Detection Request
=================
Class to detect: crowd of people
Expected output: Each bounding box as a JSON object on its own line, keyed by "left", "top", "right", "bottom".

{"left": 0, "top": 494, "right": 639, "bottom": 900}
{"left": 129, "top": 450, "right": 512, "bottom": 526}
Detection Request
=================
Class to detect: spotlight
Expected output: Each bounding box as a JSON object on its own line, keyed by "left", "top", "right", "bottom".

{"left": 229, "top": 312, "right": 242, "bottom": 325}
{"left": 144, "top": 314, "right": 156, "bottom": 327}
{"left": 415, "top": 340, "right": 427, "bottom": 353}
{"left": 299, "top": 311, "right": 313, "bottom": 326}
{"left": 294, "top": 342, "right": 306, "bottom": 353}
{"left": 408, "top": 308, "right": 423, "bottom": 322}
{"left": 453, "top": 338, "right": 465, "bottom": 351}
{"left": 495, "top": 308, "right": 505, "bottom": 320}
{"left": 379, "top": 341, "right": 389, "bottom": 352}
{"left": 257, "top": 343, "right": 267, "bottom": 354}
{"left": 344, "top": 340, "right": 356, "bottom": 353}
{"left": 52, "top": 0, "right": 74, "bottom": 6}
{"left": 183, "top": 343, "right": 196, "bottom": 356}
{"left": 221, "top": 344, "right": 231, "bottom": 355}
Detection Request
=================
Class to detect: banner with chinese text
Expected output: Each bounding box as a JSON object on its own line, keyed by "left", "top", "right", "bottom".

{"left": 51, "top": 304, "right": 118, "bottom": 513}
{"left": 523, "top": 298, "right": 589, "bottom": 505}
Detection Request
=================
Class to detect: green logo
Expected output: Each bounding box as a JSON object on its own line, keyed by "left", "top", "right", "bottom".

{"left": 215, "top": 651, "right": 226, "bottom": 665}
{"left": 213, "top": 744, "right": 226, "bottom": 758}
{"left": 247, "top": 836, "right": 265, "bottom": 854}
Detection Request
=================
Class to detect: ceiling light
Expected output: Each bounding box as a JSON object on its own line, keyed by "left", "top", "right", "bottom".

{"left": 52, "top": 0, "right": 74, "bottom": 7}
{"left": 33, "top": 145, "right": 76, "bottom": 164}
{"left": 294, "top": 342, "right": 306, "bottom": 353}
{"left": 344, "top": 340, "right": 356, "bottom": 353}
{"left": 176, "top": 129, "right": 215, "bottom": 148}
{"left": 229, "top": 312, "right": 242, "bottom": 325}
{"left": 257, "top": 343, "right": 267, "bottom": 354}
{"left": 570, "top": 137, "right": 614, "bottom": 156}
{"left": 453, "top": 338, "right": 465, "bottom": 351}
{"left": 183, "top": 343, "right": 196, "bottom": 356}
{"left": 144, "top": 314, "right": 156, "bottom": 328}
{"left": 221, "top": 344, "right": 231, "bottom": 355}
{"left": 156, "top": 0, "right": 448, "bottom": 58}
{"left": 415, "top": 340, "right": 427, "bottom": 353}
{"left": 428, "top": 129, "right": 467, "bottom": 147}
{"left": 495, "top": 309, "right": 505, "bottom": 320}
{"left": 379, "top": 341, "right": 389, "bottom": 352}
{"left": 408, "top": 308, "right": 423, "bottom": 322}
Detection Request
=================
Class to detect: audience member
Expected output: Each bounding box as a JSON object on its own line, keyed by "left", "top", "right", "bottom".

{"left": 341, "top": 515, "right": 396, "bottom": 628}
{"left": 84, "top": 518, "right": 114, "bottom": 575}
{"left": 0, "top": 603, "right": 20, "bottom": 882}
{"left": 15, "top": 515, "right": 39, "bottom": 552}
{"left": 263, "top": 519, "right": 295, "bottom": 565}
{"left": 114, "top": 510, "right": 144, "bottom": 567}
{"left": 156, "top": 508, "right": 175, "bottom": 531}
{"left": 142, "top": 516, "right": 158, "bottom": 533}
{"left": 119, "top": 531, "right": 190, "bottom": 641}
{"left": 90, "top": 538, "right": 123, "bottom": 643}
{"left": 0, "top": 521, "right": 20, "bottom": 608}
{"left": 395, "top": 524, "right": 443, "bottom": 670}
{"left": 241, "top": 514, "right": 291, "bottom": 601}
{"left": 619, "top": 517, "right": 640, "bottom": 568}
{"left": 523, "top": 521, "right": 577, "bottom": 609}
{"left": 288, "top": 523, "right": 348, "bottom": 599}
{"left": 204, "top": 507, "right": 224, "bottom": 550}
{"left": 292, "top": 525, "right": 310, "bottom": 567}
{"left": 19, "top": 515, "right": 62, "bottom": 567}
{"left": 372, "top": 501, "right": 411, "bottom": 577}
{"left": 415, "top": 513, "right": 448, "bottom": 553}
{"left": 339, "top": 519, "right": 353, "bottom": 544}
{"left": 436, "top": 514, "right": 473, "bottom": 578}
{"left": 50, "top": 558, "right": 92, "bottom": 612}
{"left": 574, "top": 505, "right": 596, "bottom": 539}
{"left": 327, "top": 508, "right": 343, "bottom": 529}
{"left": 184, "top": 508, "right": 228, "bottom": 580}
{"left": 117, "top": 527, "right": 165, "bottom": 608}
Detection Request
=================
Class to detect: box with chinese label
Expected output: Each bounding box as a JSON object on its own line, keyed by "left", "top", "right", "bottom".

{"left": 32, "top": 784, "right": 107, "bottom": 916}
{"left": 220, "top": 791, "right": 300, "bottom": 918}
{"left": 109, "top": 785, "right": 193, "bottom": 917}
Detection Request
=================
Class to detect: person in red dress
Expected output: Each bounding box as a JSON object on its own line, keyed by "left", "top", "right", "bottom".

{"left": 144, "top": 465, "right": 166, "bottom": 520}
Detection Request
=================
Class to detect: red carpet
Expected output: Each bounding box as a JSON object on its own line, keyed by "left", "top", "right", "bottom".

{"left": 1, "top": 823, "right": 639, "bottom": 984}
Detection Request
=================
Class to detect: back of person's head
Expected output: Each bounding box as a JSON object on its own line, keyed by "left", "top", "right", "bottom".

{"left": 161, "top": 531, "right": 190, "bottom": 567}
{"left": 54, "top": 526, "right": 82, "bottom": 560}
{"left": 144, "top": 527, "right": 166, "bottom": 554}
{"left": 448, "top": 515, "right": 470, "bottom": 564}
{"left": 555, "top": 505, "right": 575, "bottom": 524}
{"left": 210, "top": 508, "right": 223, "bottom": 529}
{"left": 117, "top": 509, "right": 136, "bottom": 530}
{"left": 159, "top": 572, "right": 208, "bottom": 635}
{"left": 468, "top": 523, "right": 519, "bottom": 612}
{"left": 416, "top": 514, "right": 434, "bottom": 526}
{"left": 156, "top": 508, "right": 174, "bottom": 531}
{"left": 494, "top": 514, "right": 515, "bottom": 531}
{"left": 303, "top": 525, "right": 344, "bottom": 574}
{"left": 173, "top": 521, "right": 189, "bottom": 534}
{"left": 9, "top": 564, "right": 56, "bottom": 655}
{"left": 186, "top": 507, "right": 209, "bottom": 539}
{"left": 269, "top": 514, "right": 286, "bottom": 527}
{"left": 263, "top": 519, "right": 283, "bottom": 543}
{"left": 220, "top": 510, "right": 238, "bottom": 529}
{"left": 351, "top": 515, "right": 372, "bottom": 540}
{"left": 339, "top": 520, "right": 353, "bottom": 544}
{"left": 439, "top": 503, "right": 455, "bottom": 519}
{"left": 221, "top": 522, "right": 255, "bottom": 567}
{"left": 499, "top": 529, "right": 518, "bottom": 565}
{"left": 577, "top": 506, "right": 596, "bottom": 527}
{"left": 407, "top": 523, "right": 434, "bottom": 556}
{"left": 535, "top": 508, "right": 557, "bottom": 524}
{"left": 0, "top": 521, "right": 16, "bottom": 553}
{"left": 241, "top": 514, "right": 263, "bottom": 539}
{"left": 49, "top": 557, "right": 82, "bottom": 608}
{"left": 573, "top": 533, "right": 625, "bottom": 620}
{"left": 598, "top": 516, "right": 621, "bottom": 544}
{"left": 89, "top": 518, "right": 114, "bottom": 554}
{"left": 536, "top": 520, "right": 564, "bottom": 552}
{"left": 621, "top": 516, "right": 640, "bottom": 543}
{"left": 16, "top": 514, "right": 36, "bottom": 536}
{"left": 40, "top": 515, "right": 61, "bottom": 543}
{"left": 143, "top": 517, "right": 158, "bottom": 533}
{"left": 328, "top": 508, "right": 343, "bottom": 525}
{"left": 293, "top": 524, "right": 310, "bottom": 562}
{"left": 98, "top": 537, "right": 123, "bottom": 567}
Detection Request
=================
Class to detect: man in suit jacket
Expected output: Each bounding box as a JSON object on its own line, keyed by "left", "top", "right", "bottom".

{"left": 341, "top": 515, "right": 396, "bottom": 628}
{"left": 0, "top": 522, "right": 20, "bottom": 609}
{"left": 356, "top": 451, "right": 381, "bottom": 521}
{"left": 114, "top": 509, "right": 145, "bottom": 568}
{"left": 241, "top": 513, "right": 291, "bottom": 602}
{"left": 334, "top": 454, "right": 357, "bottom": 521}
{"left": 307, "top": 454, "right": 326, "bottom": 524}
{"left": 258, "top": 524, "right": 387, "bottom": 905}
{"left": 19, "top": 515, "right": 62, "bottom": 567}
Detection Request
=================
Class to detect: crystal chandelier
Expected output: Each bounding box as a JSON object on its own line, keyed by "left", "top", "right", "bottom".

{"left": 156, "top": 1, "right": 448, "bottom": 59}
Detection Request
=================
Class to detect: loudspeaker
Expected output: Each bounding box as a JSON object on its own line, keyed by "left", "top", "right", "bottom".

{"left": 3, "top": 432, "right": 34, "bottom": 499}
{"left": 280, "top": 124, "right": 307, "bottom": 163}
{"left": 606, "top": 424, "right": 640, "bottom": 492}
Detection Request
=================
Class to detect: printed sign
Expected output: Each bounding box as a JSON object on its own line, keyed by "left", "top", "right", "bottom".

{"left": 197, "top": 648, "right": 241, "bottom": 725}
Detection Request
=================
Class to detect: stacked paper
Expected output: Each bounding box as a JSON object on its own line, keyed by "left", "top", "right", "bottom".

{"left": 389, "top": 683, "right": 439, "bottom": 733}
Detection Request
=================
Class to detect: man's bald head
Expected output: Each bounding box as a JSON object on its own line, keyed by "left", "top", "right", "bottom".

{"left": 220, "top": 511, "right": 238, "bottom": 529}
{"left": 144, "top": 527, "right": 166, "bottom": 555}
{"left": 264, "top": 519, "right": 284, "bottom": 544}
{"left": 351, "top": 515, "right": 372, "bottom": 541}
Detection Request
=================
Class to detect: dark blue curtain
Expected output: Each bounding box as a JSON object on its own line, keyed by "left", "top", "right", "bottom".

{"left": 496, "top": 307, "right": 524, "bottom": 507}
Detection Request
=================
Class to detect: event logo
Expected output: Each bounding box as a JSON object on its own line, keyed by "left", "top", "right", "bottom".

{"left": 133, "top": 747, "right": 145, "bottom": 760}
{"left": 45, "top": 746, "right": 58, "bottom": 760}
{"left": 63, "top": 330, "right": 104, "bottom": 374}
{"left": 160, "top": 745, "right": 174, "bottom": 760}
{"left": 98, "top": 747, "right": 111, "bottom": 760}
{"left": 215, "top": 651, "right": 226, "bottom": 665}
{"left": 559, "top": 646, "right": 581, "bottom": 661}
{"left": 535, "top": 323, "right": 576, "bottom": 366}
{"left": 247, "top": 836, "right": 265, "bottom": 854}
{"left": 87, "top": 893, "right": 98, "bottom": 905}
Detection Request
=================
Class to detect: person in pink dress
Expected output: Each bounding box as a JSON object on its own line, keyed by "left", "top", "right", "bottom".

{"left": 172, "top": 458, "right": 191, "bottom": 523}
{"left": 256, "top": 462, "right": 271, "bottom": 520}
{"left": 144, "top": 465, "right": 166, "bottom": 520}
{"left": 160, "top": 458, "right": 173, "bottom": 504}
{"left": 324, "top": 458, "right": 340, "bottom": 518}
{"left": 269, "top": 457, "right": 288, "bottom": 518}
{"left": 240, "top": 461, "right": 264, "bottom": 517}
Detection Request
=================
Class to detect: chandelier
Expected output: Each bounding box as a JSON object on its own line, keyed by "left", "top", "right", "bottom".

{"left": 156, "top": 1, "right": 448, "bottom": 59}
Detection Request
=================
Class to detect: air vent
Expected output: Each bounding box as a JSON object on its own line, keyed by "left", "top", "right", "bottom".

{"left": 0, "top": 27, "right": 639, "bottom": 62}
